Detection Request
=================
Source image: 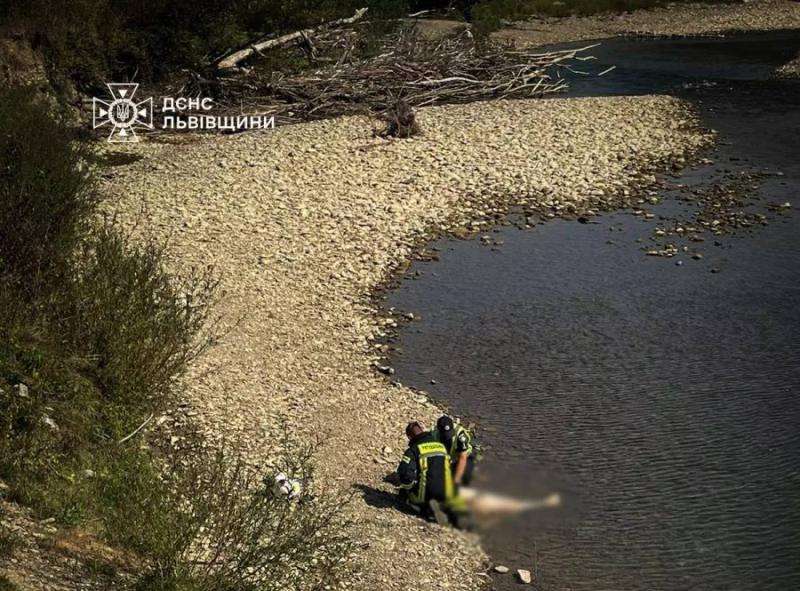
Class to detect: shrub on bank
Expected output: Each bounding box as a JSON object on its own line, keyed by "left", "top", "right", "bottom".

{"left": 0, "top": 85, "right": 214, "bottom": 527}
{"left": 0, "top": 87, "right": 95, "bottom": 297}
{"left": 0, "top": 0, "right": 410, "bottom": 91}
{"left": 128, "top": 442, "right": 353, "bottom": 591}
{"left": 0, "top": 86, "right": 353, "bottom": 588}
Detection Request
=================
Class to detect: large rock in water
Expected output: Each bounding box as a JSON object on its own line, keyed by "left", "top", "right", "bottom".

{"left": 517, "top": 569, "right": 532, "bottom": 584}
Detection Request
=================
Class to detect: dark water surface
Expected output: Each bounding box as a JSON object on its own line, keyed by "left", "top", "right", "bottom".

{"left": 386, "top": 31, "right": 800, "bottom": 591}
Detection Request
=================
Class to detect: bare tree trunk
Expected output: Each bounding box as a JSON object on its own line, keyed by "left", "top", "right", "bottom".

{"left": 216, "top": 8, "right": 368, "bottom": 70}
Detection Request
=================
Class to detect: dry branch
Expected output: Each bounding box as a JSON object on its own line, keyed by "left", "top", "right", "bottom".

{"left": 194, "top": 28, "right": 599, "bottom": 131}
{"left": 217, "top": 8, "right": 368, "bottom": 70}
{"left": 251, "top": 30, "right": 595, "bottom": 118}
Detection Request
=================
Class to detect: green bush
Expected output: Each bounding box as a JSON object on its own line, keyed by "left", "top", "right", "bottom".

{"left": 0, "top": 84, "right": 209, "bottom": 545}
{"left": 1, "top": 0, "right": 409, "bottom": 89}
{"left": 0, "top": 87, "right": 95, "bottom": 297}
{"left": 67, "top": 225, "right": 218, "bottom": 409}
{"left": 0, "top": 85, "right": 353, "bottom": 588}
{"left": 127, "top": 442, "right": 353, "bottom": 591}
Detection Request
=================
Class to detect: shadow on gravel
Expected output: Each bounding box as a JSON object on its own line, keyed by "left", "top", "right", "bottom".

{"left": 353, "top": 483, "right": 414, "bottom": 514}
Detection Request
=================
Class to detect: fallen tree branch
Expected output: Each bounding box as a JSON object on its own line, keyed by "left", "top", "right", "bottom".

{"left": 232, "top": 30, "right": 599, "bottom": 120}
{"left": 117, "top": 413, "right": 154, "bottom": 445}
{"left": 217, "top": 7, "right": 368, "bottom": 70}
{"left": 179, "top": 28, "right": 599, "bottom": 133}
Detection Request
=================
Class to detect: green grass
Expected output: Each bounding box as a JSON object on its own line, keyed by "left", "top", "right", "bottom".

{"left": 0, "top": 0, "right": 410, "bottom": 91}
{"left": 0, "top": 85, "right": 353, "bottom": 589}
{"left": 0, "top": 87, "right": 215, "bottom": 532}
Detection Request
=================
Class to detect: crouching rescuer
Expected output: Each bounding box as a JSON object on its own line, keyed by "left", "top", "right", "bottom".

{"left": 435, "top": 415, "right": 476, "bottom": 487}
{"left": 397, "top": 421, "right": 468, "bottom": 526}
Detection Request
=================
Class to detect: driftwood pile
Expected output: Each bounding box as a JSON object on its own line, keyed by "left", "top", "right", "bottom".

{"left": 182, "top": 15, "right": 600, "bottom": 133}
{"left": 254, "top": 29, "right": 597, "bottom": 119}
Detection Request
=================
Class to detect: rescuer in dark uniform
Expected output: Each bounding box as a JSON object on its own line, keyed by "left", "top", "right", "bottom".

{"left": 397, "top": 421, "right": 455, "bottom": 525}
{"left": 435, "top": 415, "right": 476, "bottom": 487}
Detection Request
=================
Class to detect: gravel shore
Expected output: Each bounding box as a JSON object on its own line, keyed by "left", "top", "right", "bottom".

{"left": 492, "top": 0, "right": 800, "bottom": 47}
{"left": 775, "top": 52, "right": 800, "bottom": 78}
{"left": 100, "top": 95, "right": 710, "bottom": 590}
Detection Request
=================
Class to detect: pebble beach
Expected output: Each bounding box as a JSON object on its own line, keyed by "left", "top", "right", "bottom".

{"left": 102, "top": 96, "right": 710, "bottom": 590}
{"left": 494, "top": 0, "right": 800, "bottom": 47}
{"left": 1, "top": 2, "right": 798, "bottom": 590}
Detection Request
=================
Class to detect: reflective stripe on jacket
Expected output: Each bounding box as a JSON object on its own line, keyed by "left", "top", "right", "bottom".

{"left": 435, "top": 422, "right": 474, "bottom": 464}
{"left": 397, "top": 432, "right": 454, "bottom": 506}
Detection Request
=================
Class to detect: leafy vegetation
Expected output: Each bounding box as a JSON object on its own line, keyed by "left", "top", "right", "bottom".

{"left": 0, "top": 84, "right": 213, "bottom": 527}
{"left": 0, "top": 0, "right": 409, "bottom": 90}
{"left": 0, "top": 86, "right": 352, "bottom": 588}
{"left": 129, "top": 443, "right": 353, "bottom": 591}
{"left": 0, "top": 0, "right": 739, "bottom": 91}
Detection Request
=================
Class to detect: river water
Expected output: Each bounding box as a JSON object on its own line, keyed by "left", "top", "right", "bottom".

{"left": 385, "top": 31, "right": 800, "bottom": 591}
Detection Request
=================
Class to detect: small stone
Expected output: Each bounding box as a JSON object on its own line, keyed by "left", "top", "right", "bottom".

{"left": 711, "top": 268, "right": 721, "bottom": 274}
{"left": 41, "top": 416, "right": 59, "bottom": 430}
{"left": 82, "top": 469, "right": 96, "bottom": 479}
{"left": 430, "top": 379, "right": 437, "bottom": 385}
{"left": 494, "top": 565, "right": 509, "bottom": 574}
{"left": 692, "top": 253, "right": 703, "bottom": 260}
{"left": 517, "top": 569, "right": 532, "bottom": 584}
{"left": 15, "top": 383, "right": 29, "bottom": 398}
{"left": 675, "top": 260, "right": 683, "bottom": 266}
{"left": 782, "top": 202, "right": 791, "bottom": 209}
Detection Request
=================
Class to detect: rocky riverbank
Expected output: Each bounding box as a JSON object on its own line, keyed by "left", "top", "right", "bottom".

{"left": 491, "top": 0, "right": 800, "bottom": 47}
{"left": 98, "top": 95, "right": 710, "bottom": 590}
{"left": 775, "top": 52, "right": 800, "bottom": 77}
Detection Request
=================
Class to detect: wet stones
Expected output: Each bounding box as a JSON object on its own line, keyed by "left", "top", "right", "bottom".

{"left": 637, "top": 167, "right": 790, "bottom": 262}
{"left": 774, "top": 53, "right": 800, "bottom": 79}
